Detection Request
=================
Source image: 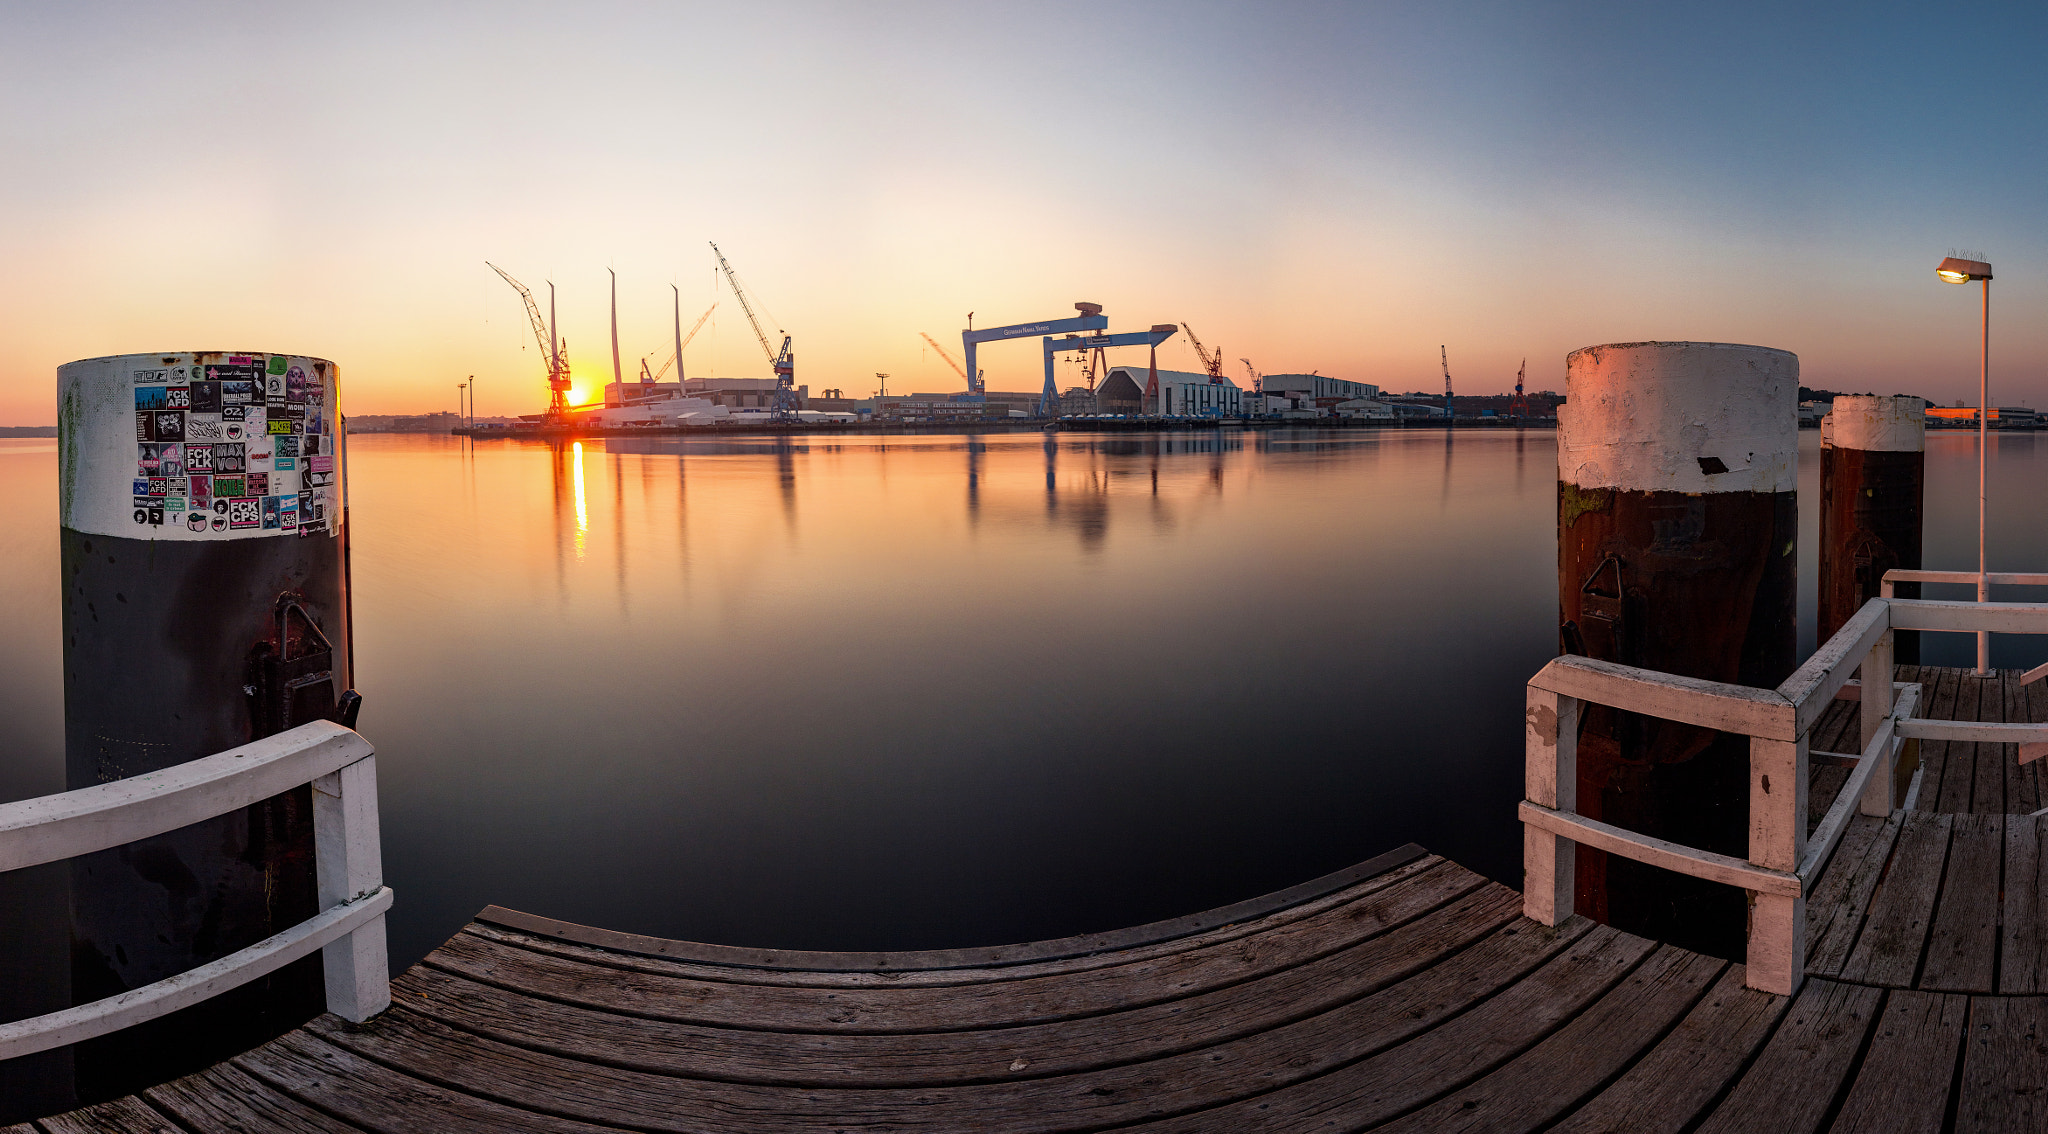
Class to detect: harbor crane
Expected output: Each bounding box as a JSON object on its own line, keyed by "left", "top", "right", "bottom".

{"left": 1181, "top": 324, "right": 1225, "bottom": 384}
{"left": 486, "top": 262, "right": 573, "bottom": 419}
{"left": 709, "top": 242, "right": 798, "bottom": 420}
{"left": 1441, "top": 345, "right": 1454, "bottom": 421}
{"left": 920, "top": 332, "right": 970, "bottom": 386}
{"left": 1509, "top": 359, "right": 1530, "bottom": 420}
{"left": 1241, "top": 358, "right": 1261, "bottom": 395}
{"left": 641, "top": 302, "right": 717, "bottom": 383}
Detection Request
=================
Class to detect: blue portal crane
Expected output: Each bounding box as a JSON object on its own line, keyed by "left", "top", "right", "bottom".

{"left": 962, "top": 303, "right": 1108, "bottom": 404}
{"left": 1042, "top": 325, "right": 1180, "bottom": 415}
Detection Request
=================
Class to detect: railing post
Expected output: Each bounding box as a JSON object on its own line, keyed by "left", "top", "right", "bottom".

{"left": 313, "top": 755, "right": 389, "bottom": 1022}
{"left": 1524, "top": 687, "right": 1579, "bottom": 925}
{"left": 1747, "top": 735, "right": 1807, "bottom": 995}
{"left": 1859, "top": 627, "right": 1898, "bottom": 816}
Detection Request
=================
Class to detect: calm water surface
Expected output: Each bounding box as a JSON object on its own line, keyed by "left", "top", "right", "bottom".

{"left": 4, "top": 427, "right": 2048, "bottom": 980}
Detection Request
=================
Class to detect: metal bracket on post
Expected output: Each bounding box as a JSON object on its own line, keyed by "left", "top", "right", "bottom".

{"left": 1523, "top": 687, "right": 1579, "bottom": 925}
{"left": 312, "top": 755, "right": 389, "bottom": 1022}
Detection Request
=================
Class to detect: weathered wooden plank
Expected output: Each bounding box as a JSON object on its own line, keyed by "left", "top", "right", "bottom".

{"left": 1887, "top": 599, "right": 2048, "bottom": 635}
{"left": 1529, "top": 655, "right": 1797, "bottom": 740}
{"left": 1930, "top": 669, "right": 1974, "bottom": 814}
{"left": 1364, "top": 946, "right": 1726, "bottom": 1134}
{"left": 1805, "top": 813, "right": 1901, "bottom": 978}
{"left": 476, "top": 843, "right": 1432, "bottom": 977}
{"left": 31, "top": 1097, "right": 182, "bottom": 1134}
{"left": 1920, "top": 812, "right": 2003, "bottom": 993}
{"left": 1081, "top": 924, "right": 1654, "bottom": 1134}
{"left": 1841, "top": 811, "right": 1952, "bottom": 988}
{"left": 2003, "top": 670, "right": 2035, "bottom": 813}
{"left": 429, "top": 864, "right": 1492, "bottom": 1034}
{"left": 394, "top": 886, "right": 1524, "bottom": 1088}
{"left": 2028, "top": 672, "right": 2048, "bottom": 812}
{"left": 2002, "top": 813, "right": 2048, "bottom": 994}
{"left": 1548, "top": 967, "right": 1788, "bottom": 1134}
{"left": 145, "top": 1061, "right": 371, "bottom": 1132}
{"left": 467, "top": 854, "right": 1449, "bottom": 992}
{"left": 235, "top": 1030, "right": 626, "bottom": 1134}
{"left": 1955, "top": 996, "right": 2048, "bottom": 1134}
{"left": 1826, "top": 990, "right": 1968, "bottom": 1134}
{"left": 1692, "top": 979, "right": 1882, "bottom": 1134}
{"left": 1517, "top": 801, "right": 1800, "bottom": 896}
{"left": 316, "top": 921, "right": 1610, "bottom": 1133}
{"left": 1969, "top": 674, "right": 2007, "bottom": 816}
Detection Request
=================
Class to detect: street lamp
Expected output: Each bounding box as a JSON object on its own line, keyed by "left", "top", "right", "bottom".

{"left": 1937, "top": 255, "right": 1994, "bottom": 673}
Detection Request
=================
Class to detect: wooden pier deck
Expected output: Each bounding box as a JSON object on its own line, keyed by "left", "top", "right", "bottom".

{"left": 17, "top": 666, "right": 2048, "bottom": 1133}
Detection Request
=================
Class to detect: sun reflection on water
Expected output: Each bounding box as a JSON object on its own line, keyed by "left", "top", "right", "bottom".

{"left": 572, "top": 441, "right": 588, "bottom": 558}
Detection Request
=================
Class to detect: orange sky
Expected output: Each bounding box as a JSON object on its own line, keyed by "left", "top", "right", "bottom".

{"left": 3, "top": 4, "right": 2041, "bottom": 423}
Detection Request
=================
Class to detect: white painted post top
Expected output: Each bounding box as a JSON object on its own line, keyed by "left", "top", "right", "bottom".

{"left": 1559, "top": 341, "right": 1798, "bottom": 494}
{"left": 1822, "top": 395, "right": 1925, "bottom": 453}
{"left": 59, "top": 352, "right": 344, "bottom": 541}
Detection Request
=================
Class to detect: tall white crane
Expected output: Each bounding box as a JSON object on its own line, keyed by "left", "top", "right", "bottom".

{"left": 709, "top": 242, "right": 797, "bottom": 421}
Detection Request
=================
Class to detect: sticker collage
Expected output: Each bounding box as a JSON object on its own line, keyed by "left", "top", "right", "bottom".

{"left": 129, "top": 355, "right": 338, "bottom": 537}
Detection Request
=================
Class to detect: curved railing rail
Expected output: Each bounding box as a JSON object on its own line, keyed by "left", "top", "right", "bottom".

{"left": 1522, "top": 592, "right": 2048, "bottom": 996}
{"left": 0, "top": 720, "right": 389, "bottom": 1061}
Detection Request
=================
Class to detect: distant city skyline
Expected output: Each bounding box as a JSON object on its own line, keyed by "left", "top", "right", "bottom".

{"left": 2, "top": 2, "right": 2042, "bottom": 423}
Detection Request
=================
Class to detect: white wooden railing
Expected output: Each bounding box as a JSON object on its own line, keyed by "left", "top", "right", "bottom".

{"left": 0, "top": 721, "right": 389, "bottom": 1061}
{"left": 1522, "top": 594, "right": 2048, "bottom": 996}
{"left": 1883, "top": 569, "right": 2048, "bottom": 687}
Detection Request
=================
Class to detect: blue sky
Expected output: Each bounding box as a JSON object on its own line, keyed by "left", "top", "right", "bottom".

{"left": 1, "top": 2, "right": 2040, "bottom": 418}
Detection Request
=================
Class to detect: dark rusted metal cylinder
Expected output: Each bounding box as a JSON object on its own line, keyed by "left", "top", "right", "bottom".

{"left": 57, "top": 352, "right": 351, "bottom": 1102}
{"left": 1819, "top": 396, "right": 1925, "bottom": 663}
{"left": 1557, "top": 342, "right": 1798, "bottom": 960}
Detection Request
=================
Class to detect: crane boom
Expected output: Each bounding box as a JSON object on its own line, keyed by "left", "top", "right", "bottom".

{"left": 647, "top": 303, "right": 717, "bottom": 381}
{"left": 708, "top": 241, "right": 796, "bottom": 420}
{"left": 1181, "top": 324, "right": 1224, "bottom": 383}
{"left": 710, "top": 243, "right": 778, "bottom": 367}
{"left": 920, "top": 332, "right": 968, "bottom": 380}
{"left": 487, "top": 261, "right": 572, "bottom": 418}
{"left": 1441, "top": 345, "right": 1453, "bottom": 420}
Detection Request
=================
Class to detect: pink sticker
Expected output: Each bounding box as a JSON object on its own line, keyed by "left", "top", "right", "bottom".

{"left": 309, "top": 455, "right": 335, "bottom": 473}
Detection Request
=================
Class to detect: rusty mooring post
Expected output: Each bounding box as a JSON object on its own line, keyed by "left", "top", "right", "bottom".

{"left": 1819, "top": 396, "right": 1925, "bottom": 663}
{"left": 58, "top": 351, "right": 352, "bottom": 1100}
{"left": 1557, "top": 341, "right": 1798, "bottom": 959}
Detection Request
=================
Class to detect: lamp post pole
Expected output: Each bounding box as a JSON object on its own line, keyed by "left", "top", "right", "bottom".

{"left": 1977, "top": 276, "right": 1989, "bottom": 673}
{"left": 1937, "top": 255, "right": 1994, "bottom": 674}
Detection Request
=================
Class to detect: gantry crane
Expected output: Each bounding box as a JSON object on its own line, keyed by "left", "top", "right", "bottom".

{"left": 709, "top": 242, "right": 797, "bottom": 420}
{"left": 1182, "top": 324, "right": 1225, "bottom": 384}
{"left": 487, "top": 262, "right": 573, "bottom": 419}
{"left": 641, "top": 302, "right": 718, "bottom": 383}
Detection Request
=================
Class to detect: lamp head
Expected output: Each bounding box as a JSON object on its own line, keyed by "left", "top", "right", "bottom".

{"left": 1937, "top": 256, "right": 1993, "bottom": 284}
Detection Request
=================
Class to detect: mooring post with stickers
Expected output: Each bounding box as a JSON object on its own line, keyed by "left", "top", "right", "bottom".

{"left": 1554, "top": 341, "right": 1799, "bottom": 962}
{"left": 56, "top": 351, "right": 355, "bottom": 1099}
